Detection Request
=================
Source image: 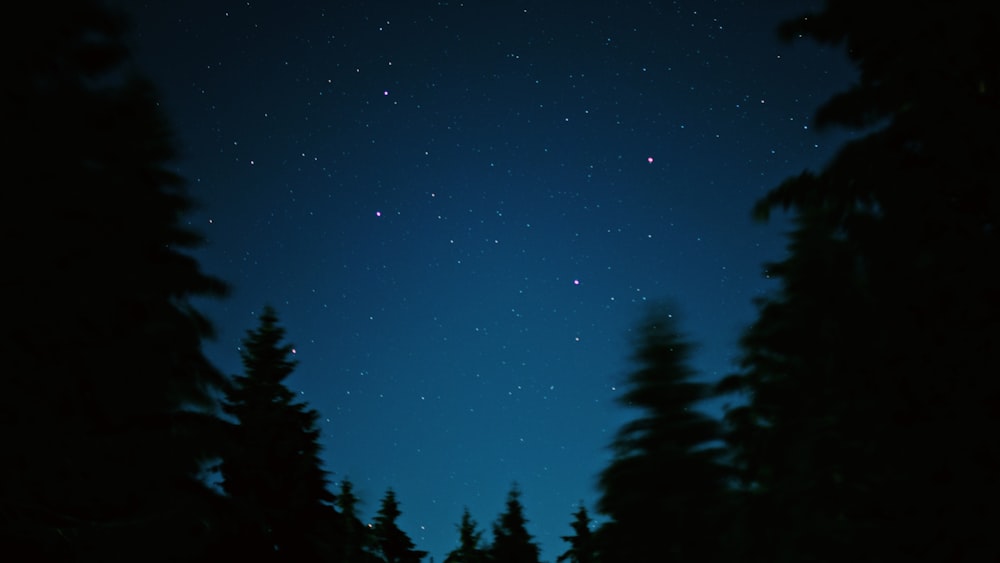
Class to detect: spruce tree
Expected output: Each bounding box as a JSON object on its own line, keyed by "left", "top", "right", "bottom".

{"left": 444, "top": 508, "right": 489, "bottom": 563}
{"left": 372, "top": 489, "right": 427, "bottom": 563}
{"left": 221, "top": 306, "right": 337, "bottom": 561}
{"left": 336, "top": 479, "right": 380, "bottom": 563}
{"left": 2, "top": 1, "right": 229, "bottom": 560}
{"left": 596, "top": 304, "right": 729, "bottom": 563}
{"left": 489, "top": 484, "right": 540, "bottom": 563}
{"left": 720, "top": 1, "right": 1000, "bottom": 561}
{"left": 557, "top": 504, "right": 596, "bottom": 563}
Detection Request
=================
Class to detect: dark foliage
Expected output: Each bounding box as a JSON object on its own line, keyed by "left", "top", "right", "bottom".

{"left": 489, "top": 485, "right": 541, "bottom": 563}
{"left": 335, "top": 479, "right": 381, "bottom": 563}
{"left": 720, "top": 1, "right": 1000, "bottom": 561}
{"left": 596, "top": 305, "right": 730, "bottom": 563}
{"left": 220, "top": 306, "right": 339, "bottom": 561}
{"left": 1, "top": 1, "right": 229, "bottom": 560}
{"left": 444, "top": 508, "right": 490, "bottom": 563}
{"left": 557, "top": 504, "right": 596, "bottom": 563}
{"left": 373, "top": 489, "right": 428, "bottom": 563}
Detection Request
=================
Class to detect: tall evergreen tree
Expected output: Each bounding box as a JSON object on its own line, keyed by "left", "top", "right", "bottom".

{"left": 719, "top": 1, "right": 1000, "bottom": 561}
{"left": 372, "top": 489, "right": 427, "bottom": 563}
{"left": 596, "top": 304, "right": 730, "bottom": 563}
{"left": 336, "top": 479, "right": 380, "bottom": 563}
{"left": 718, "top": 208, "right": 865, "bottom": 563}
{"left": 489, "top": 484, "right": 540, "bottom": 563}
{"left": 220, "top": 306, "right": 337, "bottom": 561}
{"left": 2, "top": 1, "right": 229, "bottom": 560}
{"left": 557, "top": 504, "right": 596, "bottom": 563}
{"left": 444, "top": 508, "right": 489, "bottom": 563}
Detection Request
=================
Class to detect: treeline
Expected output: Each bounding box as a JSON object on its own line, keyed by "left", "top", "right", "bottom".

{"left": 211, "top": 304, "right": 537, "bottom": 563}
{"left": 3, "top": 0, "right": 999, "bottom": 562}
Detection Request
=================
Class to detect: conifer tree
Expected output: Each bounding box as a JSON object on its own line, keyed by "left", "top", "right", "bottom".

{"left": 221, "top": 306, "right": 337, "bottom": 561}
{"left": 489, "top": 484, "right": 540, "bottom": 563}
{"left": 2, "top": 1, "right": 229, "bottom": 559}
{"left": 557, "top": 504, "right": 596, "bottom": 563}
{"left": 597, "top": 304, "right": 729, "bottom": 563}
{"left": 720, "top": 1, "right": 1000, "bottom": 561}
{"left": 336, "top": 479, "right": 380, "bottom": 563}
{"left": 372, "top": 489, "right": 427, "bottom": 563}
{"left": 444, "top": 508, "right": 489, "bottom": 563}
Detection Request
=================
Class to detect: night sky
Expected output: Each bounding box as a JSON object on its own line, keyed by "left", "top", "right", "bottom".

{"left": 123, "top": 1, "right": 856, "bottom": 560}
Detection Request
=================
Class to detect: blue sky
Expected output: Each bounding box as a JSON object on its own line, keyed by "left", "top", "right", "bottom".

{"left": 125, "top": 1, "right": 856, "bottom": 560}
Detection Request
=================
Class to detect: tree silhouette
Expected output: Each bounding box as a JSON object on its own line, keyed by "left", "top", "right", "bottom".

{"left": 2, "top": 1, "right": 229, "bottom": 560}
{"left": 489, "top": 484, "right": 540, "bottom": 563}
{"left": 717, "top": 207, "right": 868, "bottom": 563}
{"left": 336, "top": 479, "right": 380, "bottom": 563}
{"left": 596, "top": 304, "right": 730, "bottom": 563}
{"left": 720, "top": 1, "right": 1000, "bottom": 561}
{"left": 220, "top": 306, "right": 338, "bottom": 561}
{"left": 444, "top": 508, "right": 489, "bottom": 563}
{"left": 557, "top": 504, "right": 596, "bottom": 563}
{"left": 372, "top": 489, "right": 428, "bottom": 563}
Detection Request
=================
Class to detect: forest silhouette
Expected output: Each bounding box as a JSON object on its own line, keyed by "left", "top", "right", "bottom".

{"left": 2, "top": 0, "right": 998, "bottom": 561}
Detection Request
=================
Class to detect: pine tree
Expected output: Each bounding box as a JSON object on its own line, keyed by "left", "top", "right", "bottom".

{"left": 557, "top": 504, "right": 596, "bottom": 563}
{"left": 220, "top": 306, "right": 337, "bottom": 561}
{"left": 336, "top": 479, "right": 380, "bottom": 563}
{"left": 596, "top": 304, "right": 730, "bottom": 563}
{"left": 489, "top": 484, "right": 540, "bottom": 563}
{"left": 718, "top": 207, "right": 867, "bottom": 562}
{"left": 372, "top": 489, "right": 428, "bottom": 563}
{"left": 2, "top": 1, "right": 229, "bottom": 559}
{"left": 444, "top": 508, "right": 489, "bottom": 563}
{"left": 720, "top": 1, "right": 1000, "bottom": 561}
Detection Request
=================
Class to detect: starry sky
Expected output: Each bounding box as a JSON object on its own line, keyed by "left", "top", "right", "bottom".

{"left": 123, "top": 1, "right": 856, "bottom": 560}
